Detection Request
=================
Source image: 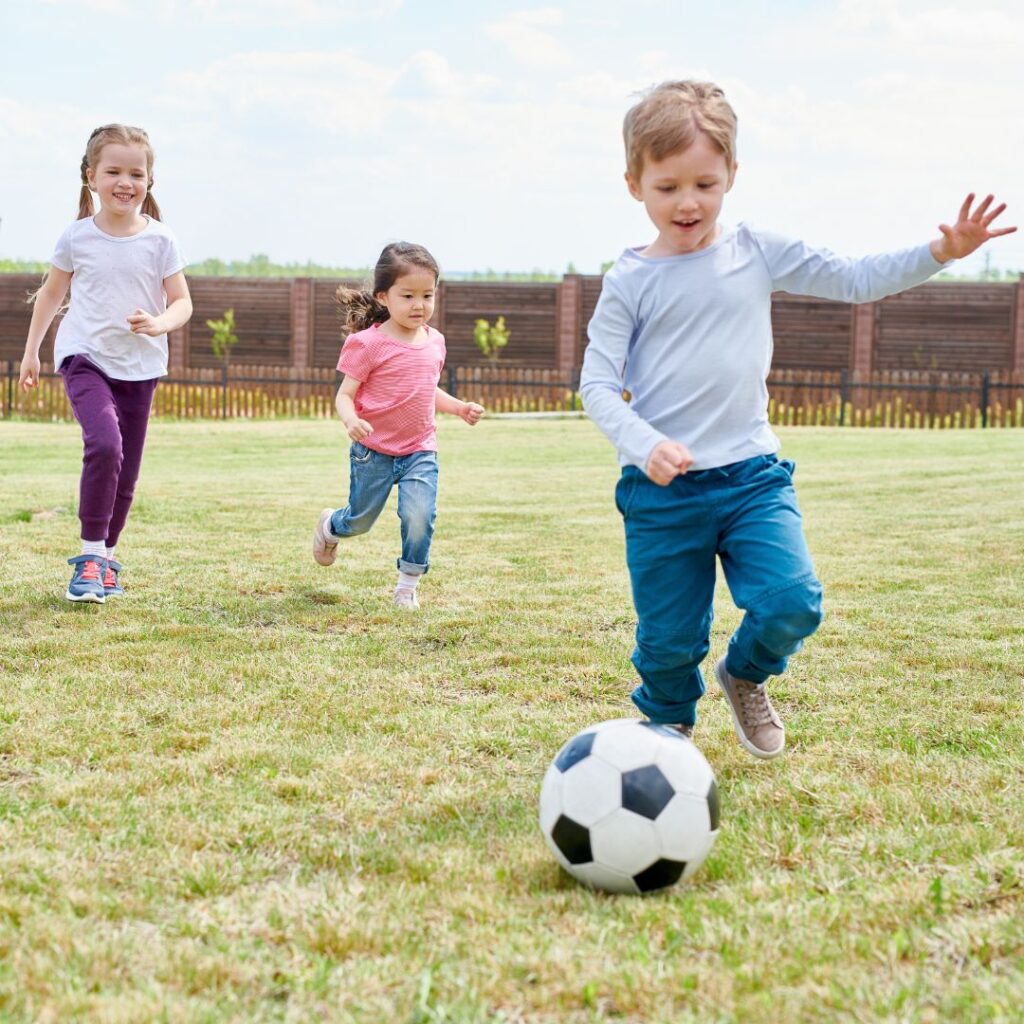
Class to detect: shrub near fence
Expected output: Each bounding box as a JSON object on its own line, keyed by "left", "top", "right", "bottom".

{"left": 2, "top": 361, "right": 1023, "bottom": 427}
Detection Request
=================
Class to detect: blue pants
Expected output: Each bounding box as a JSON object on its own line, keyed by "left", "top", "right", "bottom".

{"left": 329, "top": 443, "right": 438, "bottom": 574}
{"left": 617, "top": 454, "right": 823, "bottom": 727}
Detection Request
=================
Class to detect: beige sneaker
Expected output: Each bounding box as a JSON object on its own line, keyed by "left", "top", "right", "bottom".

{"left": 313, "top": 508, "right": 339, "bottom": 566}
{"left": 715, "top": 658, "right": 785, "bottom": 760}
{"left": 393, "top": 588, "right": 420, "bottom": 610}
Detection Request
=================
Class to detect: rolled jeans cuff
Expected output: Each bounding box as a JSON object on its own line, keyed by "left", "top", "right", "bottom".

{"left": 630, "top": 685, "right": 699, "bottom": 727}
{"left": 397, "top": 558, "right": 428, "bottom": 576}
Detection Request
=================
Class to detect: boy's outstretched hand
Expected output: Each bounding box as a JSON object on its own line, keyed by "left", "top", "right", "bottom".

{"left": 930, "top": 194, "right": 1016, "bottom": 264}
{"left": 645, "top": 440, "right": 693, "bottom": 486}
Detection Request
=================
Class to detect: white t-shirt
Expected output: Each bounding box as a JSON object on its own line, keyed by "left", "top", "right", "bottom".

{"left": 51, "top": 216, "right": 186, "bottom": 380}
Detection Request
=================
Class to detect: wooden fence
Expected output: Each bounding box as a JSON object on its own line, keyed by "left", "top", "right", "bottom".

{"left": 3, "top": 274, "right": 1023, "bottom": 377}
{"left": 3, "top": 362, "right": 1023, "bottom": 428}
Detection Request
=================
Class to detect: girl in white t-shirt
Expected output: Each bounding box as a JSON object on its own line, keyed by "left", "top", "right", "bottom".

{"left": 19, "top": 124, "right": 192, "bottom": 604}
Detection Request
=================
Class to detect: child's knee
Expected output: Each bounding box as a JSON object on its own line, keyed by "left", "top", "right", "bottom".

{"left": 86, "top": 435, "right": 123, "bottom": 471}
{"left": 343, "top": 515, "right": 375, "bottom": 536}
{"left": 400, "top": 505, "right": 435, "bottom": 541}
{"left": 754, "top": 578, "right": 824, "bottom": 647}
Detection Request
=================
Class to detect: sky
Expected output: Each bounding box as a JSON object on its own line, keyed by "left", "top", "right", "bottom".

{"left": 1, "top": 0, "right": 1022, "bottom": 275}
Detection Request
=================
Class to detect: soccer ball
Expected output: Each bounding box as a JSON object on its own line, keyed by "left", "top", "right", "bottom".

{"left": 539, "top": 719, "right": 720, "bottom": 894}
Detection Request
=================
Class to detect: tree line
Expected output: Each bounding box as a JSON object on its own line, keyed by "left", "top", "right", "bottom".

{"left": 0, "top": 255, "right": 1018, "bottom": 282}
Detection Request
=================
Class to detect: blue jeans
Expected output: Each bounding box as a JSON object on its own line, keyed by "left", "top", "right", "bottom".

{"left": 329, "top": 443, "right": 438, "bottom": 574}
{"left": 617, "top": 454, "right": 823, "bottom": 727}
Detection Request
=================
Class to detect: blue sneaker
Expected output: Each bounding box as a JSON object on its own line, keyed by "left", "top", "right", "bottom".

{"left": 103, "top": 558, "right": 124, "bottom": 598}
{"left": 66, "top": 554, "right": 106, "bottom": 604}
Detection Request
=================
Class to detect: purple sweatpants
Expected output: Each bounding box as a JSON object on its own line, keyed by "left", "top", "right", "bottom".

{"left": 60, "top": 355, "right": 159, "bottom": 547}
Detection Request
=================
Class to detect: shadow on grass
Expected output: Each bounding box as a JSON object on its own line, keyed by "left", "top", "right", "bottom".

{"left": 299, "top": 588, "right": 344, "bottom": 606}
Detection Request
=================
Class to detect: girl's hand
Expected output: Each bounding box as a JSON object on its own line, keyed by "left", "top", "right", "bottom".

{"left": 645, "top": 440, "right": 693, "bottom": 485}
{"left": 346, "top": 418, "right": 374, "bottom": 442}
{"left": 931, "top": 194, "right": 1017, "bottom": 263}
{"left": 460, "top": 402, "right": 484, "bottom": 426}
{"left": 19, "top": 355, "right": 41, "bottom": 391}
{"left": 127, "top": 309, "right": 164, "bottom": 336}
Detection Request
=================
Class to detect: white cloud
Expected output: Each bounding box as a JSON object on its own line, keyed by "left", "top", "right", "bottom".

{"left": 188, "top": 0, "right": 402, "bottom": 23}
{"left": 164, "top": 50, "right": 390, "bottom": 132}
{"left": 2, "top": 1, "right": 1021, "bottom": 272}
{"left": 486, "top": 7, "right": 574, "bottom": 68}
{"left": 835, "top": 0, "right": 1024, "bottom": 56}
{"left": 33, "top": 0, "right": 401, "bottom": 22}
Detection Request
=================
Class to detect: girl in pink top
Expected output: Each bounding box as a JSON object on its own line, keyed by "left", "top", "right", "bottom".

{"left": 312, "top": 242, "right": 484, "bottom": 610}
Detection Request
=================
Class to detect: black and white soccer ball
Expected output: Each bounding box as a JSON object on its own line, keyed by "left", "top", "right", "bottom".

{"left": 539, "top": 719, "right": 720, "bottom": 894}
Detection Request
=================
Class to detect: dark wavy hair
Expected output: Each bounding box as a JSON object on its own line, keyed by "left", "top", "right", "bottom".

{"left": 336, "top": 242, "right": 439, "bottom": 334}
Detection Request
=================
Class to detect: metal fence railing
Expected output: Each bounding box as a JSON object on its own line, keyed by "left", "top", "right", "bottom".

{"left": 3, "top": 361, "right": 1023, "bottom": 428}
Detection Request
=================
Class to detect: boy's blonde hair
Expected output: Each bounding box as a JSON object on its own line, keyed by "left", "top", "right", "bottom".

{"left": 623, "top": 80, "right": 737, "bottom": 180}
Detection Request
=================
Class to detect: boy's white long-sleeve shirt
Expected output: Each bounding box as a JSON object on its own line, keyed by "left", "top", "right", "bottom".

{"left": 580, "top": 223, "right": 946, "bottom": 472}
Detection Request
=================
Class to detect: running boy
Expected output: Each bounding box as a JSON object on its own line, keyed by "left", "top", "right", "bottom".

{"left": 580, "top": 80, "right": 1015, "bottom": 758}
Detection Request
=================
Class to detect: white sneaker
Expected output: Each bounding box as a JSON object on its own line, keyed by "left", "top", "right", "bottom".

{"left": 393, "top": 588, "right": 420, "bottom": 610}
{"left": 313, "top": 508, "right": 338, "bottom": 566}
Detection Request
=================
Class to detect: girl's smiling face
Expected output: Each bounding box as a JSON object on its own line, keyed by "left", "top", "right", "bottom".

{"left": 377, "top": 269, "right": 437, "bottom": 336}
{"left": 87, "top": 142, "right": 151, "bottom": 218}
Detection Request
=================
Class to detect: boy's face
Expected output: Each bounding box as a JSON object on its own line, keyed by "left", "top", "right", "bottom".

{"left": 626, "top": 132, "right": 736, "bottom": 257}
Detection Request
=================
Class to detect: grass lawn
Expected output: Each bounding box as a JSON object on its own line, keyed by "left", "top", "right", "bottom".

{"left": 1, "top": 418, "right": 1022, "bottom": 1023}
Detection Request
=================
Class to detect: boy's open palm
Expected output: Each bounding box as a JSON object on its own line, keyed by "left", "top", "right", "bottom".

{"left": 932, "top": 193, "right": 1016, "bottom": 262}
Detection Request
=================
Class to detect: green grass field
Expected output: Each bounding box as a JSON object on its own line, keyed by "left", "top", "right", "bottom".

{"left": 1, "top": 418, "right": 1022, "bottom": 1023}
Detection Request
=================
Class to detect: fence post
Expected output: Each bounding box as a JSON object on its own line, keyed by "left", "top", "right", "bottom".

{"left": 5, "top": 360, "right": 12, "bottom": 419}
{"left": 838, "top": 368, "right": 848, "bottom": 426}
{"left": 447, "top": 365, "right": 457, "bottom": 399}
{"left": 568, "top": 366, "right": 579, "bottom": 410}
{"left": 980, "top": 370, "right": 990, "bottom": 428}
{"left": 221, "top": 363, "right": 228, "bottom": 419}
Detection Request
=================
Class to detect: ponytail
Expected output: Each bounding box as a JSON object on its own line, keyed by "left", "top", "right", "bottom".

{"left": 78, "top": 154, "right": 94, "bottom": 219}
{"left": 335, "top": 241, "right": 440, "bottom": 337}
{"left": 141, "top": 190, "right": 162, "bottom": 221}
{"left": 336, "top": 286, "right": 389, "bottom": 334}
{"left": 77, "top": 185, "right": 94, "bottom": 220}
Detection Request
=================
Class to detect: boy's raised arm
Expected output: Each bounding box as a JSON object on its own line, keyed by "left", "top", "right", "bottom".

{"left": 757, "top": 193, "right": 1015, "bottom": 305}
